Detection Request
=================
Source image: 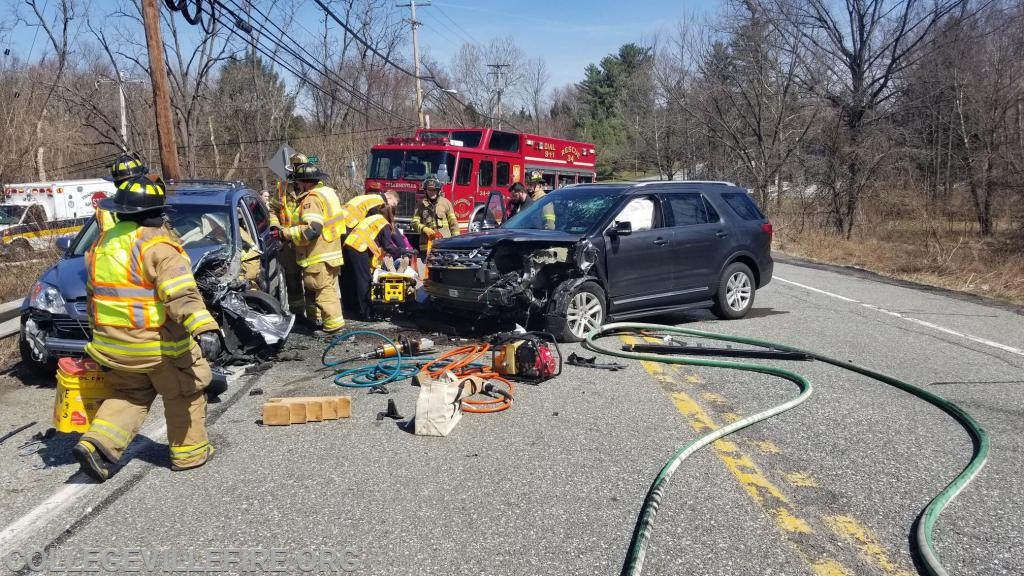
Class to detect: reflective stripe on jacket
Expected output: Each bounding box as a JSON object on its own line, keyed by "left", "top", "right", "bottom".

{"left": 343, "top": 194, "right": 385, "bottom": 228}
{"left": 88, "top": 221, "right": 183, "bottom": 329}
{"left": 287, "top": 184, "right": 345, "bottom": 268}
{"left": 344, "top": 214, "right": 389, "bottom": 261}
{"left": 84, "top": 222, "right": 218, "bottom": 372}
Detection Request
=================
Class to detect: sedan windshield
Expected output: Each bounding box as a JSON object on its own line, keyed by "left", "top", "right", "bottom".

{"left": 0, "top": 205, "right": 27, "bottom": 225}
{"left": 503, "top": 187, "right": 624, "bottom": 235}
{"left": 70, "top": 205, "right": 233, "bottom": 256}
{"left": 367, "top": 149, "right": 455, "bottom": 182}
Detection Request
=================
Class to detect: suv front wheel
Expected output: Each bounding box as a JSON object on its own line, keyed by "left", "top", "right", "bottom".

{"left": 711, "top": 262, "right": 755, "bottom": 319}
{"left": 546, "top": 280, "right": 606, "bottom": 342}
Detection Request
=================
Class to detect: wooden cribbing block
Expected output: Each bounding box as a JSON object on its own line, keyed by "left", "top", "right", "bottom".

{"left": 261, "top": 396, "right": 352, "bottom": 426}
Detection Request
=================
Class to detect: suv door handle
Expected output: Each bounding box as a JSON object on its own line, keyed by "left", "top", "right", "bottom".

{"left": 653, "top": 238, "right": 668, "bottom": 246}
{"left": 715, "top": 230, "right": 729, "bottom": 238}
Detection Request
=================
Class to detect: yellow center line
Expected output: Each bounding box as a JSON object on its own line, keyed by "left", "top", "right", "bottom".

{"left": 625, "top": 333, "right": 916, "bottom": 576}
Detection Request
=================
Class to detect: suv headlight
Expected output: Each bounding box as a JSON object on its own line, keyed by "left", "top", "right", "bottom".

{"left": 29, "top": 281, "right": 67, "bottom": 314}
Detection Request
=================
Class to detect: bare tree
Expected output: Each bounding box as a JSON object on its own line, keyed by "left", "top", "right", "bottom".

{"left": 760, "top": 0, "right": 967, "bottom": 237}
{"left": 522, "top": 58, "right": 549, "bottom": 133}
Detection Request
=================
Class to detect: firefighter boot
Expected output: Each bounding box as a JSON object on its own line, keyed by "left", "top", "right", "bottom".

{"left": 72, "top": 440, "right": 113, "bottom": 482}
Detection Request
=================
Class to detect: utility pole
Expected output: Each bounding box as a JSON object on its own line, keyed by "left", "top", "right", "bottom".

{"left": 487, "top": 63, "right": 510, "bottom": 130}
{"left": 141, "top": 0, "right": 180, "bottom": 179}
{"left": 98, "top": 72, "right": 145, "bottom": 149}
{"left": 398, "top": 0, "right": 430, "bottom": 128}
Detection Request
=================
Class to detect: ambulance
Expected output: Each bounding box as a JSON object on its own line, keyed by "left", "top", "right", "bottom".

{"left": 0, "top": 179, "right": 115, "bottom": 259}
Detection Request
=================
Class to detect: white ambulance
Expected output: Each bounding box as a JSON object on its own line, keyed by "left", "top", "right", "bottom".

{"left": 0, "top": 179, "right": 116, "bottom": 259}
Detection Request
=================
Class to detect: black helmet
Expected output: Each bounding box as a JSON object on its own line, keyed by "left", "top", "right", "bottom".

{"left": 422, "top": 176, "right": 441, "bottom": 192}
{"left": 527, "top": 170, "right": 544, "bottom": 184}
{"left": 290, "top": 162, "right": 328, "bottom": 182}
{"left": 99, "top": 176, "right": 166, "bottom": 215}
{"left": 104, "top": 153, "right": 148, "bottom": 183}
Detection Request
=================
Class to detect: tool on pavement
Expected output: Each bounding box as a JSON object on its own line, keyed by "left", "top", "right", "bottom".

{"left": 566, "top": 352, "right": 627, "bottom": 371}
{"left": 0, "top": 421, "right": 37, "bottom": 446}
{"left": 376, "top": 399, "right": 404, "bottom": 421}
{"left": 490, "top": 332, "right": 561, "bottom": 381}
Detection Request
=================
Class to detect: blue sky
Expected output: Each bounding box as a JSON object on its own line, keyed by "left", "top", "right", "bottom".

{"left": 1, "top": 0, "right": 718, "bottom": 90}
{"left": 420, "top": 0, "right": 718, "bottom": 87}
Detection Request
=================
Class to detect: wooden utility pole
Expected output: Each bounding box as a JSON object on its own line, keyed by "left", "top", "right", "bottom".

{"left": 141, "top": 0, "right": 180, "bottom": 179}
{"left": 487, "top": 63, "right": 510, "bottom": 130}
{"left": 398, "top": 0, "right": 429, "bottom": 128}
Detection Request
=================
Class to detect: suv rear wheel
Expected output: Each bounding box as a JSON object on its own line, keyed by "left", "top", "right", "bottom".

{"left": 547, "top": 281, "right": 605, "bottom": 342}
{"left": 711, "top": 262, "right": 755, "bottom": 319}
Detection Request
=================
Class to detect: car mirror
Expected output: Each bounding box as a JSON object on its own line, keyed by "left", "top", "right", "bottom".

{"left": 610, "top": 221, "right": 632, "bottom": 236}
{"left": 55, "top": 236, "right": 73, "bottom": 253}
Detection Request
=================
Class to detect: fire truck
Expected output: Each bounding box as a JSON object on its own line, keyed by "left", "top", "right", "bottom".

{"left": 365, "top": 128, "right": 597, "bottom": 236}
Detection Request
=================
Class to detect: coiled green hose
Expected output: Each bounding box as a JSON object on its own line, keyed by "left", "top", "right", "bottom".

{"left": 584, "top": 322, "right": 988, "bottom": 576}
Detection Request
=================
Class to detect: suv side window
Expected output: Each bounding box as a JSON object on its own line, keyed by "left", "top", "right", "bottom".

{"left": 613, "top": 196, "right": 661, "bottom": 231}
{"left": 244, "top": 195, "right": 270, "bottom": 234}
{"left": 666, "top": 193, "right": 719, "bottom": 227}
{"left": 720, "top": 192, "right": 764, "bottom": 220}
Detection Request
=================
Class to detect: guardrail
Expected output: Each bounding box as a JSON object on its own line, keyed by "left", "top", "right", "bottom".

{"left": 0, "top": 299, "right": 22, "bottom": 339}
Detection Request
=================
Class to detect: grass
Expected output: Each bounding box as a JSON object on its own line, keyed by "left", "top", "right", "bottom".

{"left": 773, "top": 217, "right": 1024, "bottom": 306}
{"left": 0, "top": 250, "right": 61, "bottom": 303}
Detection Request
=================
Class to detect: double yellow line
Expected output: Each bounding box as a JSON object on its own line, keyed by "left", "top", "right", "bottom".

{"left": 628, "top": 336, "right": 913, "bottom": 576}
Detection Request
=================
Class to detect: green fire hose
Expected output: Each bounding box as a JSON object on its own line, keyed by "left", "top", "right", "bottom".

{"left": 584, "top": 322, "right": 989, "bottom": 576}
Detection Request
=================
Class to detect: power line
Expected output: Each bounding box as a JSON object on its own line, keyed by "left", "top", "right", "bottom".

{"left": 213, "top": 0, "right": 415, "bottom": 126}
{"left": 431, "top": 4, "right": 481, "bottom": 46}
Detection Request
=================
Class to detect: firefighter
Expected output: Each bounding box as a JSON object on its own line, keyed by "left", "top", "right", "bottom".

{"left": 527, "top": 171, "right": 556, "bottom": 230}
{"left": 277, "top": 163, "right": 347, "bottom": 334}
{"left": 98, "top": 153, "right": 149, "bottom": 231}
{"left": 343, "top": 206, "right": 390, "bottom": 320}
{"left": 410, "top": 177, "right": 459, "bottom": 253}
{"left": 72, "top": 176, "right": 222, "bottom": 482}
{"left": 338, "top": 193, "right": 385, "bottom": 314}
{"left": 268, "top": 153, "right": 309, "bottom": 316}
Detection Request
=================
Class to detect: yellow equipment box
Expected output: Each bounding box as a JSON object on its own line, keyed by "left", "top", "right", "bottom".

{"left": 53, "top": 357, "right": 112, "bottom": 433}
{"left": 371, "top": 275, "right": 413, "bottom": 304}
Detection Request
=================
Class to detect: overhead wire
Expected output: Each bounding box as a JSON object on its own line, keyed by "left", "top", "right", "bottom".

{"left": 213, "top": 0, "right": 415, "bottom": 126}
{"left": 208, "top": 0, "right": 413, "bottom": 127}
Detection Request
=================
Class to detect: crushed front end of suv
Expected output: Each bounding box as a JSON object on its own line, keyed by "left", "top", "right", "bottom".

{"left": 424, "top": 182, "right": 774, "bottom": 341}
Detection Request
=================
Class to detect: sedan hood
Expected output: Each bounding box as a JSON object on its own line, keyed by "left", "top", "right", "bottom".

{"left": 435, "top": 228, "right": 583, "bottom": 250}
{"left": 31, "top": 244, "right": 223, "bottom": 304}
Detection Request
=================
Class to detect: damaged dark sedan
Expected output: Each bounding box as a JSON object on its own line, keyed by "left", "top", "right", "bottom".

{"left": 19, "top": 181, "right": 293, "bottom": 384}
{"left": 424, "top": 182, "right": 774, "bottom": 341}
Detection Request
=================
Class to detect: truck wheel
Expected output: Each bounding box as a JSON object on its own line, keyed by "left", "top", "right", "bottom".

{"left": 545, "top": 281, "right": 605, "bottom": 343}
{"left": 711, "top": 262, "right": 756, "bottom": 319}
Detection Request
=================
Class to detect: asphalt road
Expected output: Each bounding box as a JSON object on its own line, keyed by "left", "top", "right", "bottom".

{"left": 0, "top": 256, "right": 1021, "bottom": 575}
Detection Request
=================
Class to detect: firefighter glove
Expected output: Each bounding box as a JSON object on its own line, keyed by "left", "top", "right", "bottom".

{"left": 269, "top": 228, "right": 282, "bottom": 241}
{"left": 422, "top": 227, "right": 435, "bottom": 237}
{"left": 433, "top": 230, "right": 444, "bottom": 239}
{"left": 197, "top": 331, "right": 224, "bottom": 361}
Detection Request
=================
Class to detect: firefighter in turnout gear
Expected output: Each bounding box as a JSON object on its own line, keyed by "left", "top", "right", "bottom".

{"left": 343, "top": 206, "right": 390, "bottom": 320}
{"left": 279, "top": 163, "right": 347, "bottom": 334}
{"left": 268, "top": 153, "right": 309, "bottom": 315}
{"left": 72, "top": 176, "right": 222, "bottom": 482}
{"left": 527, "top": 171, "right": 556, "bottom": 230}
{"left": 411, "top": 176, "right": 459, "bottom": 251}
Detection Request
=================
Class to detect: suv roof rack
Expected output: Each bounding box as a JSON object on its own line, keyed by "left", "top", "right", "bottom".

{"left": 167, "top": 179, "right": 246, "bottom": 188}
{"left": 628, "top": 180, "right": 736, "bottom": 187}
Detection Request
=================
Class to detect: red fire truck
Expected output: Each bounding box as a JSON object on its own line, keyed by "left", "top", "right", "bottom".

{"left": 365, "top": 128, "right": 597, "bottom": 235}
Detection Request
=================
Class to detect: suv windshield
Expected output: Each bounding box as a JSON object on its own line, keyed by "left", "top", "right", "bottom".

{"left": 70, "top": 205, "right": 233, "bottom": 256}
{"left": 367, "top": 149, "right": 455, "bottom": 181}
{"left": 0, "top": 205, "right": 27, "bottom": 225}
{"left": 503, "top": 187, "right": 623, "bottom": 234}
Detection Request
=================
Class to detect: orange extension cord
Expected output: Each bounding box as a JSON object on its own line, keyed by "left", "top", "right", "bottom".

{"left": 419, "top": 344, "right": 514, "bottom": 413}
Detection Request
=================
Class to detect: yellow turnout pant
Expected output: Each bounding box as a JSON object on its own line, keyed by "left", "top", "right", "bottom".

{"left": 82, "top": 346, "right": 213, "bottom": 470}
{"left": 302, "top": 262, "right": 344, "bottom": 332}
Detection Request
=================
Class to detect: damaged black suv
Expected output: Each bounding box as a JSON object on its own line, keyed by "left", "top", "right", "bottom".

{"left": 425, "top": 182, "right": 774, "bottom": 341}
